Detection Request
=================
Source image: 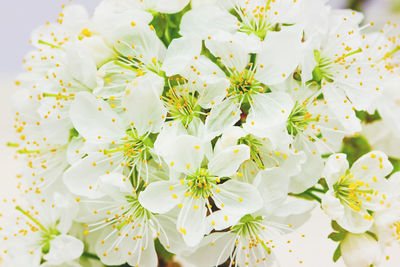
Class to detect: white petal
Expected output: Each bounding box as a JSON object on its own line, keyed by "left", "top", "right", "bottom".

{"left": 214, "top": 126, "right": 247, "bottom": 155}
{"left": 126, "top": 230, "right": 158, "bottom": 267}
{"left": 156, "top": 215, "right": 190, "bottom": 255}
{"left": 270, "top": 198, "right": 316, "bottom": 230}
{"left": 243, "top": 92, "right": 294, "bottom": 148}
{"left": 207, "top": 210, "right": 242, "bottom": 231}
{"left": 112, "top": 24, "right": 166, "bottom": 66}
{"left": 155, "top": 0, "right": 190, "bottom": 13}
{"left": 350, "top": 151, "right": 393, "bottom": 184}
{"left": 99, "top": 172, "right": 133, "bottom": 197}
{"left": 177, "top": 197, "right": 207, "bottom": 246}
{"left": 205, "top": 31, "right": 252, "bottom": 71}
{"left": 323, "top": 85, "right": 361, "bottom": 134}
{"left": 253, "top": 168, "right": 290, "bottom": 212}
{"left": 66, "top": 137, "right": 85, "bottom": 165}
{"left": 209, "top": 145, "right": 250, "bottom": 177}
{"left": 43, "top": 235, "right": 84, "bottom": 264}
{"left": 122, "top": 73, "right": 167, "bottom": 135}
{"left": 321, "top": 191, "right": 345, "bottom": 222}
{"left": 213, "top": 179, "right": 263, "bottom": 215}
{"left": 205, "top": 98, "right": 241, "bottom": 138}
{"left": 255, "top": 26, "right": 303, "bottom": 85}
{"left": 96, "top": 229, "right": 127, "bottom": 266}
{"left": 337, "top": 206, "right": 374, "bottom": 233}
{"left": 341, "top": 233, "right": 381, "bottom": 267}
{"left": 322, "top": 153, "right": 349, "bottom": 187}
{"left": 162, "top": 34, "right": 202, "bottom": 76}
{"left": 182, "top": 232, "right": 235, "bottom": 267}
{"left": 70, "top": 92, "right": 125, "bottom": 144}
{"left": 139, "top": 181, "right": 185, "bottom": 213}
{"left": 153, "top": 121, "right": 187, "bottom": 157}
{"left": 66, "top": 43, "right": 97, "bottom": 89}
{"left": 180, "top": 6, "right": 238, "bottom": 38}
{"left": 161, "top": 135, "right": 205, "bottom": 173}
{"left": 79, "top": 35, "right": 115, "bottom": 67}
{"left": 63, "top": 153, "right": 116, "bottom": 198}
{"left": 195, "top": 75, "right": 230, "bottom": 109}
{"left": 289, "top": 137, "right": 325, "bottom": 193}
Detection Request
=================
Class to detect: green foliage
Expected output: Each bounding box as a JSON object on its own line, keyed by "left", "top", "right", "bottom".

{"left": 333, "top": 244, "right": 342, "bottom": 262}
{"left": 341, "top": 135, "right": 371, "bottom": 166}
{"left": 151, "top": 4, "right": 191, "bottom": 46}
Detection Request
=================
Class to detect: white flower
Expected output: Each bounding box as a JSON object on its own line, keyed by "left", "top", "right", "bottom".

{"left": 139, "top": 134, "right": 263, "bottom": 246}
{"left": 372, "top": 172, "right": 400, "bottom": 246}
{"left": 304, "top": 12, "right": 383, "bottom": 112}
{"left": 341, "top": 233, "right": 382, "bottom": 267}
{"left": 0, "top": 194, "right": 82, "bottom": 267}
{"left": 182, "top": 196, "right": 314, "bottom": 267}
{"left": 362, "top": 121, "right": 400, "bottom": 159}
{"left": 63, "top": 80, "right": 166, "bottom": 197}
{"left": 322, "top": 152, "right": 393, "bottom": 233}
{"left": 7, "top": 0, "right": 400, "bottom": 265}
{"left": 76, "top": 173, "right": 185, "bottom": 266}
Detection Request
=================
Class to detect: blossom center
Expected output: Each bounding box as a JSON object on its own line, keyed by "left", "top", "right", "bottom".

{"left": 104, "top": 129, "right": 153, "bottom": 165}
{"left": 228, "top": 69, "right": 263, "bottom": 99}
{"left": 163, "top": 84, "right": 201, "bottom": 126}
{"left": 186, "top": 168, "right": 216, "bottom": 198}
{"left": 286, "top": 102, "right": 318, "bottom": 136}
{"left": 333, "top": 173, "right": 374, "bottom": 212}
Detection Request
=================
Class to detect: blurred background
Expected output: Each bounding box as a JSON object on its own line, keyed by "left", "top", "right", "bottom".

{"left": 0, "top": 1, "right": 399, "bottom": 267}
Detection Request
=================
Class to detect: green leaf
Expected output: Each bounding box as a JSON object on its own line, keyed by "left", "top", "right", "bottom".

{"left": 333, "top": 244, "right": 342, "bottom": 262}
{"left": 328, "top": 232, "right": 347, "bottom": 242}
{"left": 341, "top": 135, "right": 372, "bottom": 166}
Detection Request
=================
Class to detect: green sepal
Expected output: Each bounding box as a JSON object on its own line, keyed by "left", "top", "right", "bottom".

{"left": 328, "top": 232, "right": 347, "bottom": 242}
{"left": 333, "top": 244, "right": 342, "bottom": 262}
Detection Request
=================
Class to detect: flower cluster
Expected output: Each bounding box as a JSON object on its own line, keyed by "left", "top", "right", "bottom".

{"left": 3, "top": 0, "right": 400, "bottom": 266}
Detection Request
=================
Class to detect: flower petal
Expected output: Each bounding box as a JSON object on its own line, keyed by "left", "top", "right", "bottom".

{"left": 180, "top": 6, "right": 238, "bottom": 38}
{"left": 205, "top": 31, "right": 252, "bottom": 71}
{"left": 139, "top": 181, "right": 185, "bottom": 214}
{"left": 121, "top": 73, "right": 167, "bottom": 135}
{"left": 155, "top": 0, "right": 190, "bottom": 13}
{"left": 205, "top": 98, "right": 241, "bottom": 138}
{"left": 209, "top": 145, "right": 250, "bottom": 177}
{"left": 213, "top": 179, "right": 263, "bottom": 215}
{"left": 253, "top": 168, "right": 290, "bottom": 212}
{"left": 255, "top": 26, "right": 303, "bottom": 85}
{"left": 70, "top": 92, "right": 125, "bottom": 144}
{"left": 182, "top": 232, "right": 235, "bottom": 267}
{"left": 161, "top": 135, "right": 205, "bottom": 174}
{"left": 162, "top": 34, "right": 202, "bottom": 76}
{"left": 63, "top": 152, "right": 116, "bottom": 198}
{"left": 322, "top": 153, "right": 349, "bottom": 187}
{"left": 177, "top": 197, "right": 207, "bottom": 246}
{"left": 351, "top": 151, "right": 393, "bottom": 184}
{"left": 43, "top": 235, "right": 84, "bottom": 265}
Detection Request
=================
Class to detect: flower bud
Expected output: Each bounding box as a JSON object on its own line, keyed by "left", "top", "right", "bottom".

{"left": 341, "top": 233, "right": 381, "bottom": 267}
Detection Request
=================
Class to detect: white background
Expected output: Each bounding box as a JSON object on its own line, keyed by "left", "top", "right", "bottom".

{"left": 0, "top": 1, "right": 399, "bottom": 267}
